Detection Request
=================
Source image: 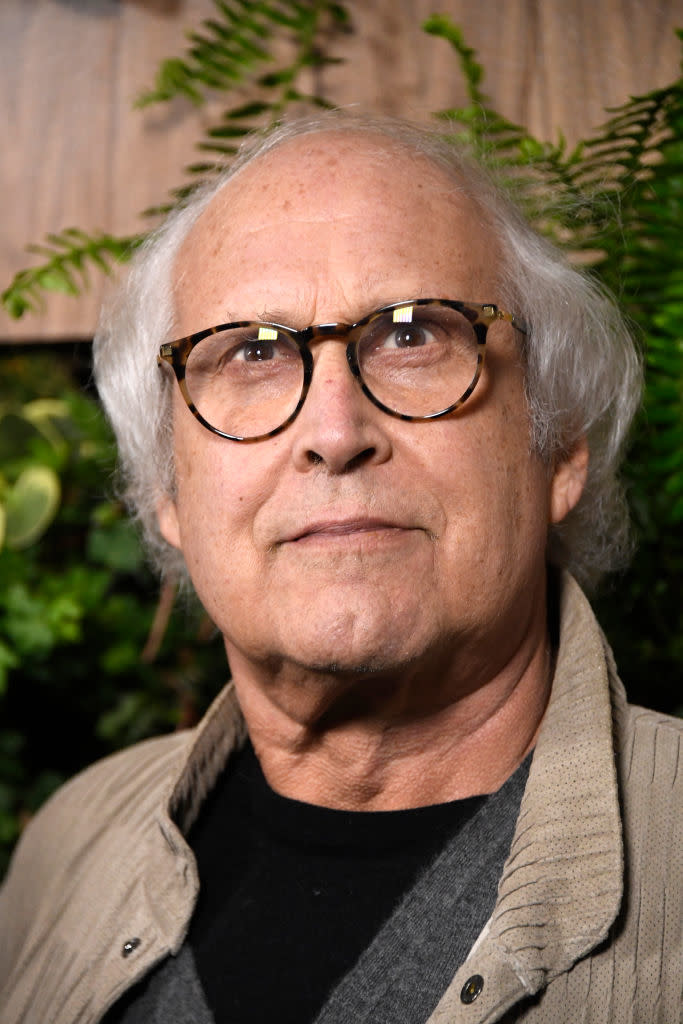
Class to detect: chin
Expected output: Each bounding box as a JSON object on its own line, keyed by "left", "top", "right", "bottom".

{"left": 285, "top": 625, "right": 428, "bottom": 682}
{"left": 281, "top": 607, "right": 421, "bottom": 675}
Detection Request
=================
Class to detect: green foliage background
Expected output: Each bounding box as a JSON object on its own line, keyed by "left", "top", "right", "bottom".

{"left": 1, "top": 2, "right": 681, "bottom": 875}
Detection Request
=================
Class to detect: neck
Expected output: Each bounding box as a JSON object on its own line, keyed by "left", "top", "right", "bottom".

{"left": 226, "top": 624, "right": 553, "bottom": 811}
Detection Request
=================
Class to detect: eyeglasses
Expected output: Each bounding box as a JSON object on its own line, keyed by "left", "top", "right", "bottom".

{"left": 158, "top": 298, "right": 527, "bottom": 442}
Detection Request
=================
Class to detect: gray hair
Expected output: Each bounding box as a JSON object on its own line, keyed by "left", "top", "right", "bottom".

{"left": 93, "top": 112, "right": 642, "bottom": 591}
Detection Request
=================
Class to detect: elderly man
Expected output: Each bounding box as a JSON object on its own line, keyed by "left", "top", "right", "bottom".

{"left": 1, "top": 115, "right": 681, "bottom": 1024}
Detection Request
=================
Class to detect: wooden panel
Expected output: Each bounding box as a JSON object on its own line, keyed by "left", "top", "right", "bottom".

{"left": 0, "top": 0, "right": 680, "bottom": 340}
{"left": 323, "top": 0, "right": 681, "bottom": 134}
{"left": 0, "top": 0, "right": 220, "bottom": 340}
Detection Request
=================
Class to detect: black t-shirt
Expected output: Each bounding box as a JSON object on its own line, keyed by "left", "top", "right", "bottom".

{"left": 187, "top": 742, "right": 486, "bottom": 1024}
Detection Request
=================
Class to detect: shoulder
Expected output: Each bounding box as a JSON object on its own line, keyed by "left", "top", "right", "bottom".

{"left": 615, "top": 701, "right": 682, "bottom": 849}
{"left": 609, "top": 679, "right": 682, "bottom": 841}
{"left": 615, "top": 704, "right": 682, "bottom": 1019}
{"left": 0, "top": 730, "right": 193, "bottom": 976}
{"left": 16, "top": 729, "right": 192, "bottom": 863}
{"left": 617, "top": 701, "right": 682, "bottom": 789}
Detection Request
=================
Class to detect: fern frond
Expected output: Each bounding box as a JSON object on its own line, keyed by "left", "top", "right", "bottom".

{"left": 135, "top": 0, "right": 348, "bottom": 210}
{"left": 136, "top": 0, "right": 346, "bottom": 109}
{"left": 1, "top": 232, "right": 143, "bottom": 320}
{"left": 135, "top": 2, "right": 273, "bottom": 106}
{"left": 422, "top": 15, "right": 485, "bottom": 105}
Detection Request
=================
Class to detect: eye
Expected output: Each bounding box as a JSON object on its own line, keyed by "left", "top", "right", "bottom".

{"left": 187, "top": 326, "right": 299, "bottom": 382}
{"left": 357, "top": 305, "right": 479, "bottom": 376}
{"left": 382, "top": 324, "right": 433, "bottom": 349}
{"left": 224, "top": 327, "right": 298, "bottom": 365}
{"left": 234, "top": 337, "right": 277, "bottom": 362}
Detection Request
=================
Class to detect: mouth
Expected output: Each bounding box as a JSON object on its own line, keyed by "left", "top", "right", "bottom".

{"left": 284, "top": 517, "right": 413, "bottom": 543}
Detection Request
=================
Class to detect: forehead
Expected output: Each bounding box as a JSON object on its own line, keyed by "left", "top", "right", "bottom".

{"left": 173, "top": 133, "right": 501, "bottom": 328}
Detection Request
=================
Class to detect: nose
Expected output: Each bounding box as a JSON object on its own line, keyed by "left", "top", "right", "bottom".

{"left": 290, "top": 342, "right": 392, "bottom": 473}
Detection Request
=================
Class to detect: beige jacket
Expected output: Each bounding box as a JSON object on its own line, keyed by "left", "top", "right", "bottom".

{"left": 1, "top": 575, "right": 681, "bottom": 1024}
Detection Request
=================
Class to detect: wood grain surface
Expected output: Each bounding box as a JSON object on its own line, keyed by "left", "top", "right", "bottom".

{"left": 1, "top": 0, "right": 680, "bottom": 340}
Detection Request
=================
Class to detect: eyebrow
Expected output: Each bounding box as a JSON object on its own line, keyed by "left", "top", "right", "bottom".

{"left": 258, "top": 296, "right": 428, "bottom": 328}
{"left": 225, "top": 276, "right": 429, "bottom": 328}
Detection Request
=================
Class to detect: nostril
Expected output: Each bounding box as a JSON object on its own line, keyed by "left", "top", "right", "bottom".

{"left": 306, "top": 446, "right": 375, "bottom": 471}
{"left": 346, "top": 447, "right": 376, "bottom": 471}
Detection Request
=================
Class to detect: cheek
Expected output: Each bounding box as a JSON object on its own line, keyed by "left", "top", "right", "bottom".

{"left": 171, "top": 428, "right": 285, "bottom": 582}
{"left": 424, "top": 406, "right": 549, "bottom": 565}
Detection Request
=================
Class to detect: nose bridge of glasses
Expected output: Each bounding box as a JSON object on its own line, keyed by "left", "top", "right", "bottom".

{"left": 303, "top": 321, "right": 355, "bottom": 345}
{"left": 299, "top": 321, "right": 363, "bottom": 380}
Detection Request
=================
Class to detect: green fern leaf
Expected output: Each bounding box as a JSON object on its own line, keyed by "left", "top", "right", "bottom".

{"left": 1, "top": 233, "right": 143, "bottom": 319}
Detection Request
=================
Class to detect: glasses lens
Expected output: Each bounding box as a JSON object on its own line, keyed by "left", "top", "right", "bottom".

{"left": 185, "top": 324, "right": 304, "bottom": 439}
{"left": 356, "top": 303, "right": 482, "bottom": 418}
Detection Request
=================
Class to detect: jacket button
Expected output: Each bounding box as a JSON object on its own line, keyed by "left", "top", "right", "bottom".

{"left": 122, "top": 938, "right": 141, "bottom": 958}
{"left": 460, "top": 974, "right": 484, "bottom": 1004}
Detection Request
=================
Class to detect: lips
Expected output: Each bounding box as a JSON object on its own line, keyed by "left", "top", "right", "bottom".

{"left": 284, "top": 517, "right": 411, "bottom": 543}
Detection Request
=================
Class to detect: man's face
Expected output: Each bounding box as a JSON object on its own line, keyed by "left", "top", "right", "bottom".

{"left": 159, "top": 134, "right": 580, "bottom": 704}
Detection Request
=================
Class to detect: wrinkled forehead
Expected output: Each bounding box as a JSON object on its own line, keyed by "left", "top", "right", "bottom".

{"left": 173, "top": 132, "right": 503, "bottom": 326}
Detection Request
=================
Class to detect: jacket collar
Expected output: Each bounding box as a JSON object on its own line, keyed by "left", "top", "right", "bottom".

{"left": 429, "top": 573, "right": 624, "bottom": 1021}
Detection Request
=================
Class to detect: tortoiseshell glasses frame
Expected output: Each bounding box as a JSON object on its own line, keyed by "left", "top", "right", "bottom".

{"left": 158, "top": 298, "right": 528, "bottom": 443}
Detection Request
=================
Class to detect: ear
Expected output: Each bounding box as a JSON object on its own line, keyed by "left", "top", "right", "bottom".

{"left": 156, "top": 493, "right": 182, "bottom": 550}
{"left": 549, "top": 436, "right": 589, "bottom": 525}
